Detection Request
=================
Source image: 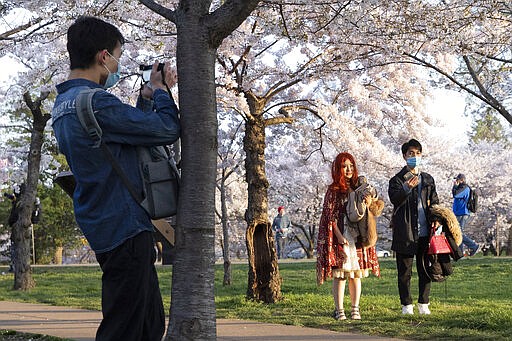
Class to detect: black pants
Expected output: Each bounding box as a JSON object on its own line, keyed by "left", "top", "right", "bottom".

{"left": 95, "top": 231, "right": 165, "bottom": 341}
{"left": 396, "top": 237, "right": 431, "bottom": 305}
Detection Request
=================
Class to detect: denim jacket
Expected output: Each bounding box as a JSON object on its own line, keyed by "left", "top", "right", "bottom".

{"left": 52, "top": 79, "right": 180, "bottom": 253}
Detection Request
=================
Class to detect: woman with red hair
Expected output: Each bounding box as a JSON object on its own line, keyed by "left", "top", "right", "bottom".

{"left": 316, "top": 152, "right": 381, "bottom": 320}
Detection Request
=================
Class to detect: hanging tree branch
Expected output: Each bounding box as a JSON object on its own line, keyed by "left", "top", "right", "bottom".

{"left": 463, "top": 55, "right": 512, "bottom": 125}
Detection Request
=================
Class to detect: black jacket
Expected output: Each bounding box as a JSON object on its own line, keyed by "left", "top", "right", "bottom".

{"left": 388, "top": 166, "right": 439, "bottom": 255}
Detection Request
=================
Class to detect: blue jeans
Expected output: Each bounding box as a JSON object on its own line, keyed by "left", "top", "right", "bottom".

{"left": 456, "top": 215, "right": 478, "bottom": 253}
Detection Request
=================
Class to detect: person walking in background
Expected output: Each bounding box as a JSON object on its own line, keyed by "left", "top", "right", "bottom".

{"left": 388, "top": 139, "right": 438, "bottom": 315}
{"left": 452, "top": 173, "right": 480, "bottom": 256}
{"left": 272, "top": 206, "right": 291, "bottom": 259}
{"left": 317, "top": 152, "right": 382, "bottom": 321}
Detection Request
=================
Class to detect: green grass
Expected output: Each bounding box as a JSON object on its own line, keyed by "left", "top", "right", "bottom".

{"left": 0, "top": 329, "right": 68, "bottom": 340}
{"left": 1, "top": 257, "right": 511, "bottom": 340}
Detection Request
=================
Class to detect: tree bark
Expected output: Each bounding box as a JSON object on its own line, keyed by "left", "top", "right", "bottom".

{"left": 244, "top": 93, "right": 282, "bottom": 302}
{"left": 13, "top": 92, "right": 50, "bottom": 290}
{"left": 245, "top": 221, "right": 282, "bottom": 302}
{"left": 12, "top": 217, "right": 34, "bottom": 290}
{"left": 167, "top": 15, "right": 218, "bottom": 341}
{"left": 220, "top": 172, "right": 231, "bottom": 286}
{"left": 506, "top": 225, "right": 512, "bottom": 256}
{"left": 139, "top": 0, "right": 262, "bottom": 338}
{"left": 54, "top": 246, "right": 63, "bottom": 265}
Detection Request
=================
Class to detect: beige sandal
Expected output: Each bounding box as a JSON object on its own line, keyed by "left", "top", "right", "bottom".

{"left": 332, "top": 308, "right": 347, "bottom": 320}
{"left": 351, "top": 306, "right": 361, "bottom": 320}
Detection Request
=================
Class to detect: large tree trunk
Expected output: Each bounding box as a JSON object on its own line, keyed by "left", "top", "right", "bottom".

{"left": 139, "top": 1, "right": 262, "bottom": 338}
{"left": 244, "top": 105, "right": 282, "bottom": 303}
{"left": 167, "top": 18, "right": 218, "bottom": 341}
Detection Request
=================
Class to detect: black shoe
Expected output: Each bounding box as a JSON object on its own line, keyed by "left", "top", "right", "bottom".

{"left": 469, "top": 245, "right": 481, "bottom": 256}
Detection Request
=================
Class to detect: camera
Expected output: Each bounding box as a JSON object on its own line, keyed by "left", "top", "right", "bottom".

{"left": 140, "top": 63, "right": 165, "bottom": 83}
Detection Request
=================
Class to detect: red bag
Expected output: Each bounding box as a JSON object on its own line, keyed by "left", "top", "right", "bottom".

{"left": 428, "top": 233, "right": 452, "bottom": 255}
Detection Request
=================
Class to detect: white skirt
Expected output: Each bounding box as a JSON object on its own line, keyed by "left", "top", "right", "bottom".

{"left": 332, "top": 222, "right": 369, "bottom": 279}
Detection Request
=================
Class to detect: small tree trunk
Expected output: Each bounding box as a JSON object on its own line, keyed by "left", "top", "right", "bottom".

{"left": 54, "top": 246, "right": 64, "bottom": 265}
{"left": 12, "top": 217, "right": 34, "bottom": 290}
{"left": 13, "top": 92, "right": 50, "bottom": 290}
{"left": 223, "top": 260, "right": 232, "bottom": 286}
{"left": 506, "top": 224, "right": 512, "bottom": 256}
{"left": 496, "top": 215, "right": 500, "bottom": 256}
{"left": 220, "top": 174, "right": 232, "bottom": 286}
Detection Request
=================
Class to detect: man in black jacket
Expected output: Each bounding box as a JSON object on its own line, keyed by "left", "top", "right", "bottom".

{"left": 388, "top": 139, "right": 438, "bottom": 315}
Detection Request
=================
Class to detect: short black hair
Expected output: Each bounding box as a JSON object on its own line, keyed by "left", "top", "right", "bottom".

{"left": 67, "top": 16, "right": 125, "bottom": 69}
{"left": 401, "top": 139, "right": 422, "bottom": 155}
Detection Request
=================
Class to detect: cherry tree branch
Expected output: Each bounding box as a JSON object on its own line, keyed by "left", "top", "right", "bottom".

{"left": 404, "top": 52, "right": 488, "bottom": 103}
{"left": 304, "top": 121, "right": 327, "bottom": 162}
{"left": 138, "top": 0, "right": 176, "bottom": 22}
{"left": 462, "top": 55, "right": 512, "bottom": 125}
{"left": 0, "top": 17, "right": 43, "bottom": 41}
{"left": 0, "top": 125, "right": 29, "bottom": 131}
{"left": 264, "top": 117, "right": 294, "bottom": 126}
{"left": 278, "top": 4, "right": 291, "bottom": 40}
{"left": 313, "top": 0, "right": 352, "bottom": 34}
{"left": 264, "top": 78, "right": 302, "bottom": 99}
{"left": 474, "top": 51, "right": 512, "bottom": 65}
{"left": 206, "top": 0, "right": 261, "bottom": 48}
{"left": 98, "top": 0, "right": 117, "bottom": 15}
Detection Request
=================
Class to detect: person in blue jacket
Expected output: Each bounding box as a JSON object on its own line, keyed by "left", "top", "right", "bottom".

{"left": 51, "top": 16, "right": 180, "bottom": 341}
{"left": 452, "top": 174, "right": 480, "bottom": 256}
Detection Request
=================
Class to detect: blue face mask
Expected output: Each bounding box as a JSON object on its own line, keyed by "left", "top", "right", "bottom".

{"left": 406, "top": 156, "right": 421, "bottom": 169}
{"left": 103, "top": 52, "right": 121, "bottom": 89}
{"left": 103, "top": 64, "right": 121, "bottom": 89}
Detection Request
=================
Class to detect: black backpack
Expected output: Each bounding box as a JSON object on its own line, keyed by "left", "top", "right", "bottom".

{"left": 467, "top": 187, "right": 478, "bottom": 213}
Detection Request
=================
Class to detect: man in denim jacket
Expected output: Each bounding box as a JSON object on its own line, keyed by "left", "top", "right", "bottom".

{"left": 51, "top": 16, "right": 180, "bottom": 341}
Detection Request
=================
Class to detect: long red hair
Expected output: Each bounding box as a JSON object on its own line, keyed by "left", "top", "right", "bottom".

{"left": 329, "top": 152, "right": 358, "bottom": 193}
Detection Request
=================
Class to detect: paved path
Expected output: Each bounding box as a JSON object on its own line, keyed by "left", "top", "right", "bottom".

{"left": 0, "top": 301, "right": 403, "bottom": 340}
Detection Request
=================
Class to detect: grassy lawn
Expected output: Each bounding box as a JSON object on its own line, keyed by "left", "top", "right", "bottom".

{"left": 1, "top": 256, "right": 511, "bottom": 340}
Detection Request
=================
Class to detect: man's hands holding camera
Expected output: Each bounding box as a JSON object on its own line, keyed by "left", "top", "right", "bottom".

{"left": 141, "top": 61, "right": 177, "bottom": 99}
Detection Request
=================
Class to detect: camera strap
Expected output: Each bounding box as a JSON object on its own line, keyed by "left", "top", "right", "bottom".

{"left": 75, "top": 88, "right": 144, "bottom": 204}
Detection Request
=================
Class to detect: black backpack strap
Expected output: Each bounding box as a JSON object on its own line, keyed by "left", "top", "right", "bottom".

{"left": 75, "top": 88, "right": 144, "bottom": 204}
